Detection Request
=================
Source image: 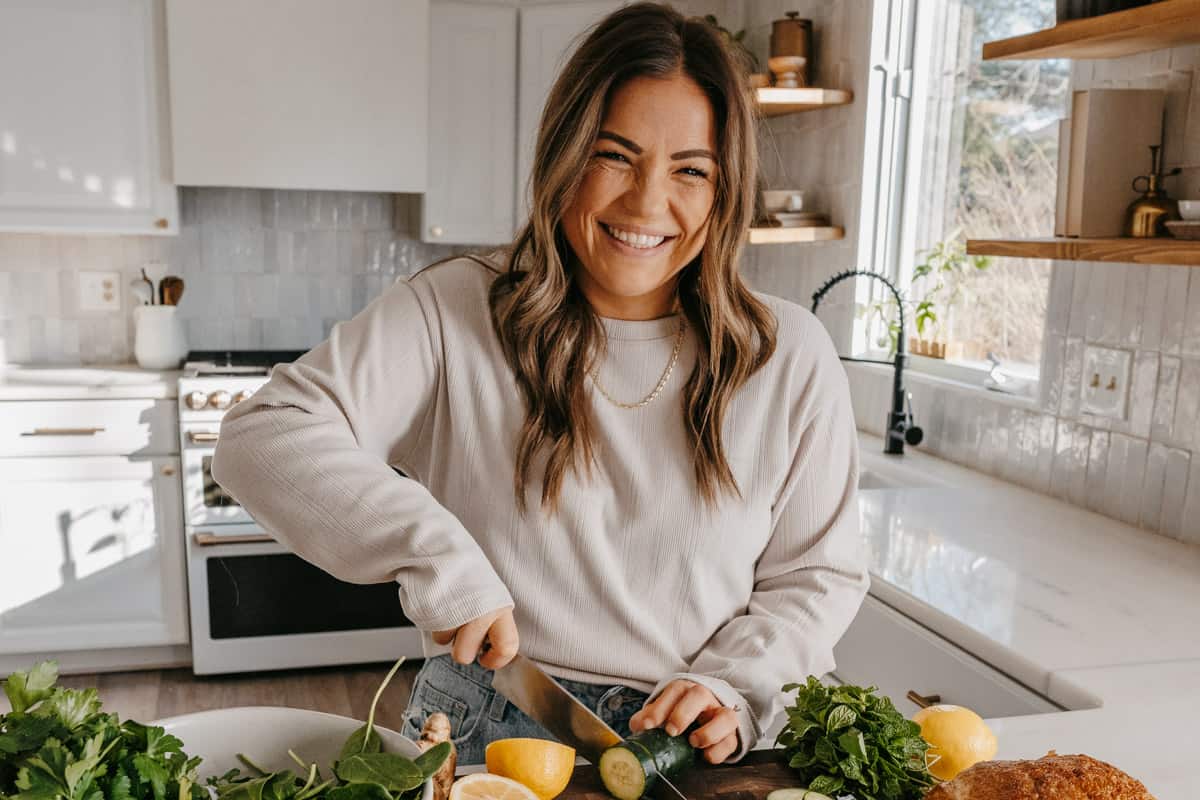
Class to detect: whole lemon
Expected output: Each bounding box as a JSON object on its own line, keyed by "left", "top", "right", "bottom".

{"left": 484, "top": 738, "right": 576, "bottom": 800}
{"left": 912, "top": 704, "right": 998, "bottom": 781}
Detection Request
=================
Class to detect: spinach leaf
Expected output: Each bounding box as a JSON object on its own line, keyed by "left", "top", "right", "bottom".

{"left": 412, "top": 742, "right": 449, "bottom": 779}
{"left": 775, "top": 678, "right": 935, "bottom": 800}
{"left": 325, "top": 783, "right": 392, "bottom": 800}
{"left": 333, "top": 754, "right": 422, "bottom": 793}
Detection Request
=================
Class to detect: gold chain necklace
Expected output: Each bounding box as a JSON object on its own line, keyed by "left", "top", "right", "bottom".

{"left": 589, "top": 316, "right": 686, "bottom": 409}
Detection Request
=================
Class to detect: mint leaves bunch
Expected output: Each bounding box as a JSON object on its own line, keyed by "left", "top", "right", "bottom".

{"left": 0, "top": 662, "right": 205, "bottom": 800}
{"left": 775, "top": 677, "right": 934, "bottom": 800}
{"left": 205, "top": 659, "right": 447, "bottom": 800}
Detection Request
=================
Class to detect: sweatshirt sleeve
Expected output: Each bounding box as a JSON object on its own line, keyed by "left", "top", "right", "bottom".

{"left": 209, "top": 275, "right": 514, "bottom": 633}
{"left": 645, "top": 321, "right": 869, "bottom": 761}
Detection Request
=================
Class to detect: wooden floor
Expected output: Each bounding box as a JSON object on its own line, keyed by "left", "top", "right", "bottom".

{"left": 0, "top": 660, "right": 425, "bottom": 729}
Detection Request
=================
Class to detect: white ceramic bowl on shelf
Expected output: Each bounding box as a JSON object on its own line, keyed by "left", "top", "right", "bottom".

{"left": 154, "top": 707, "right": 433, "bottom": 800}
{"left": 761, "top": 189, "right": 804, "bottom": 213}
{"left": 1177, "top": 200, "right": 1200, "bottom": 221}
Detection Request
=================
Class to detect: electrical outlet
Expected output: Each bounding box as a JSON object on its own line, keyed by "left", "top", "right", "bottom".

{"left": 78, "top": 270, "right": 122, "bottom": 312}
{"left": 1081, "top": 345, "right": 1132, "bottom": 420}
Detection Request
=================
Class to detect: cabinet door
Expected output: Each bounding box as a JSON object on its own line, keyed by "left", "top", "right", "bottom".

{"left": 833, "top": 595, "right": 1060, "bottom": 718}
{"left": 421, "top": 2, "right": 517, "bottom": 245}
{"left": 0, "top": 0, "right": 179, "bottom": 235}
{"left": 0, "top": 456, "right": 188, "bottom": 654}
{"left": 166, "top": 0, "right": 429, "bottom": 193}
{"left": 515, "top": 2, "right": 624, "bottom": 225}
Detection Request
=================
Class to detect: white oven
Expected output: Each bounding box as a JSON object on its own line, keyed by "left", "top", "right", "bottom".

{"left": 179, "top": 352, "right": 424, "bottom": 675}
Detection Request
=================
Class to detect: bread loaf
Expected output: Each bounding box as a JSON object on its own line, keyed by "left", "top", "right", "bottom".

{"left": 924, "top": 752, "right": 1155, "bottom": 799}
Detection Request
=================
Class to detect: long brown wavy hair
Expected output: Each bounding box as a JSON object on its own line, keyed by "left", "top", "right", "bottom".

{"left": 489, "top": 2, "right": 777, "bottom": 513}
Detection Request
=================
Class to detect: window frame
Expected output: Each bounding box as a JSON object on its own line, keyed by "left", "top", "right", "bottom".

{"left": 859, "top": 0, "right": 1050, "bottom": 400}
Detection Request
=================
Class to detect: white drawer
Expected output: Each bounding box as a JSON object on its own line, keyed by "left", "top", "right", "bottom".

{"left": 0, "top": 399, "right": 178, "bottom": 457}
{"left": 833, "top": 595, "right": 1060, "bottom": 718}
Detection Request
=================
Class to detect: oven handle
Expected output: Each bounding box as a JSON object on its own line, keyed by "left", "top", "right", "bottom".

{"left": 193, "top": 532, "right": 275, "bottom": 546}
{"left": 188, "top": 431, "right": 221, "bottom": 444}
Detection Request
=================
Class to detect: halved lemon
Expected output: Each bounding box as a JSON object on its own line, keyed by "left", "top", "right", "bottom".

{"left": 449, "top": 773, "right": 541, "bottom": 800}
{"left": 485, "top": 738, "right": 576, "bottom": 800}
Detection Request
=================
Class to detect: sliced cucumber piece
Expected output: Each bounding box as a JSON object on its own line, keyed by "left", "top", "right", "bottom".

{"left": 766, "top": 791, "right": 834, "bottom": 800}
{"left": 598, "top": 744, "right": 651, "bottom": 800}
{"left": 599, "top": 729, "right": 696, "bottom": 800}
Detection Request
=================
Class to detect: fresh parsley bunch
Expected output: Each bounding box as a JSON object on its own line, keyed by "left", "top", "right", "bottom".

{"left": 0, "top": 662, "right": 205, "bottom": 800}
{"left": 775, "top": 677, "right": 935, "bottom": 800}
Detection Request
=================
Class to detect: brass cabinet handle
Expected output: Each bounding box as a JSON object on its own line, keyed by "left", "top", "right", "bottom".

{"left": 162, "top": 465, "right": 177, "bottom": 476}
{"left": 193, "top": 532, "right": 274, "bottom": 546}
{"left": 188, "top": 431, "right": 220, "bottom": 444}
{"left": 155, "top": 217, "right": 169, "bottom": 228}
{"left": 21, "top": 427, "right": 106, "bottom": 437}
{"left": 905, "top": 690, "right": 942, "bottom": 709}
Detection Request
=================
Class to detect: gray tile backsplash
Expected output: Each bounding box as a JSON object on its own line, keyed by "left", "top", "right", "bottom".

{"left": 0, "top": 189, "right": 464, "bottom": 364}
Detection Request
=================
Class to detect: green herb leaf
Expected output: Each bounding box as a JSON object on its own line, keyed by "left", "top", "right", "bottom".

{"left": 412, "top": 742, "right": 450, "bottom": 779}
{"left": 0, "top": 713, "right": 61, "bottom": 755}
{"left": 3, "top": 664, "right": 59, "bottom": 715}
{"left": 333, "top": 754, "right": 422, "bottom": 793}
{"left": 325, "top": 783, "right": 393, "bottom": 800}
{"left": 338, "top": 726, "right": 382, "bottom": 761}
{"left": 775, "top": 678, "right": 933, "bottom": 800}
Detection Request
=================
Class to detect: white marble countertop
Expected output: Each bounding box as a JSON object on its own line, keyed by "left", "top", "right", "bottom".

{"left": 0, "top": 363, "right": 180, "bottom": 400}
{"left": 856, "top": 433, "right": 1200, "bottom": 798}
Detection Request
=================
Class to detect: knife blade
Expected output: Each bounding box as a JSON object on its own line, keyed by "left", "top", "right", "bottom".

{"left": 491, "top": 654, "right": 690, "bottom": 800}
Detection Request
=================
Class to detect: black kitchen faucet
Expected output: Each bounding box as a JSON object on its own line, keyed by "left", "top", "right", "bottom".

{"left": 811, "top": 269, "right": 923, "bottom": 455}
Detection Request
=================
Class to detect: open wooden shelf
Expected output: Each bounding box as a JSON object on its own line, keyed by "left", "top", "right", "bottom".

{"left": 982, "top": 0, "right": 1200, "bottom": 60}
{"left": 755, "top": 87, "right": 853, "bottom": 117}
{"left": 966, "top": 237, "right": 1200, "bottom": 266}
{"left": 748, "top": 226, "right": 844, "bottom": 245}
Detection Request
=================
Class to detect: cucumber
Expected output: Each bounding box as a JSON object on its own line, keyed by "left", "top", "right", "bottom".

{"left": 766, "top": 790, "right": 834, "bottom": 800}
{"left": 598, "top": 729, "right": 696, "bottom": 800}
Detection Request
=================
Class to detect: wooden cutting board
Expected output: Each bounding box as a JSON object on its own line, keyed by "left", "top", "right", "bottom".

{"left": 560, "top": 749, "right": 801, "bottom": 799}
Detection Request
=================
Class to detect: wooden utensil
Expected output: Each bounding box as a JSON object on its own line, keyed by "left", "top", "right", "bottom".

{"left": 160, "top": 276, "right": 185, "bottom": 306}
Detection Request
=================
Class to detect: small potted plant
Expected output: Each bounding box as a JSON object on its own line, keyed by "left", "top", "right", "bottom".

{"left": 702, "top": 14, "right": 766, "bottom": 86}
{"left": 908, "top": 235, "right": 991, "bottom": 360}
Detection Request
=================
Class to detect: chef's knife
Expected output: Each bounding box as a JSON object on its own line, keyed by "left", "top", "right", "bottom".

{"left": 491, "top": 654, "right": 690, "bottom": 800}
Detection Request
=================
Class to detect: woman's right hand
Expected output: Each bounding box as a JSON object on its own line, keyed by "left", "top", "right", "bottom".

{"left": 432, "top": 606, "right": 519, "bottom": 669}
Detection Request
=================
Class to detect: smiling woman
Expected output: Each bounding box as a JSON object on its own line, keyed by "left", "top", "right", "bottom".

{"left": 211, "top": 1, "right": 867, "bottom": 771}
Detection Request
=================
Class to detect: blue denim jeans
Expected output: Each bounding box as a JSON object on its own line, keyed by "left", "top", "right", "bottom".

{"left": 399, "top": 655, "right": 649, "bottom": 765}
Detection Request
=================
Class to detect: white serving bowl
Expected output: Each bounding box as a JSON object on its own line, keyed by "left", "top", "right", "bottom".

{"left": 154, "top": 706, "right": 433, "bottom": 800}
{"left": 1178, "top": 200, "right": 1200, "bottom": 221}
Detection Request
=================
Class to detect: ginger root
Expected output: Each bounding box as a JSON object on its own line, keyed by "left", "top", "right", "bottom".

{"left": 415, "top": 712, "right": 456, "bottom": 800}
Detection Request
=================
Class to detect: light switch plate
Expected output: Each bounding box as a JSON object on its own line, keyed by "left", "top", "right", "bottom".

{"left": 78, "top": 270, "right": 121, "bottom": 312}
{"left": 1081, "top": 345, "right": 1131, "bottom": 419}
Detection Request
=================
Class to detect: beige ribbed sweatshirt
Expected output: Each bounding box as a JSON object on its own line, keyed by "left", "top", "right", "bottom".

{"left": 211, "top": 256, "right": 867, "bottom": 759}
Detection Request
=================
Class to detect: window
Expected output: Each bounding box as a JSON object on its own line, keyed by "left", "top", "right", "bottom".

{"left": 865, "top": 0, "right": 1069, "bottom": 386}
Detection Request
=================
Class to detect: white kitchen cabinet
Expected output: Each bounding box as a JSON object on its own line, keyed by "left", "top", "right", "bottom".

{"left": 0, "top": 0, "right": 179, "bottom": 235}
{"left": 833, "top": 595, "right": 1061, "bottom": 718}
{"left": 515, "top": 2, "right": 623, "bottom": 224}
{"left": 0, "top": 455, "right": 188, "bottom": 655}
{"left": 165, "top": 0, "right": 429, "bottom": 192}
{"left": 421, "top": 2, "right": 517, "bottom": 245}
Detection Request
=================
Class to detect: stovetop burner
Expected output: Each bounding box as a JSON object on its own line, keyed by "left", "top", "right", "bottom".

{"left": 183, "top": 349, "right": 307, "bottom": 376}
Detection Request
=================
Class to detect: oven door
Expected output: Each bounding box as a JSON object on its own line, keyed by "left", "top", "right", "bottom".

{"left": 185, "top": 525, "right": 423, "bottom": 675}
{"left": 181, "top": 424, "right": 255, "bottom": 527}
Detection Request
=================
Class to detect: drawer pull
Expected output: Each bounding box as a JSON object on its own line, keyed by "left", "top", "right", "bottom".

{"left": 193, "top": 532, "right": 274, "bottom": 546}
{"left": 188, "top": 431, "right": 220, "bottom": 444}
{"left": 905, "top": 690, "right": 942, "bottom": 709}
{"left": 21, "top": 427, "right": 106, "bottom": 437}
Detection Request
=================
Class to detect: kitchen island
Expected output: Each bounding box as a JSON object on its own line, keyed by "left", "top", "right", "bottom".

{"left": 826, "top": 434, "right": 1200, "bottom": 798}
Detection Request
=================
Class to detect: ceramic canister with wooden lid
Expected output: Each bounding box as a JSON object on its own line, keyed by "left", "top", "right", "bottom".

{"left": 770, "top": 11, "right": 813, "bottom": 86}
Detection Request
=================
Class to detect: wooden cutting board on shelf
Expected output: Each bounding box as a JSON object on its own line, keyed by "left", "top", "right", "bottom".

{"left": 560, "top": 749, "right": 800, "bottom": 799}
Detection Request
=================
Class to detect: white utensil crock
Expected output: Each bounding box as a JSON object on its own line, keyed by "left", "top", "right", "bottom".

{"left": 134, "top": 305, "right": 188, "bottom": 369}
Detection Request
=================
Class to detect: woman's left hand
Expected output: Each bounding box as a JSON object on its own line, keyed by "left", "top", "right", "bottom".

{"left": 628, "top": 679, "right": 739, "bottom": 765}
